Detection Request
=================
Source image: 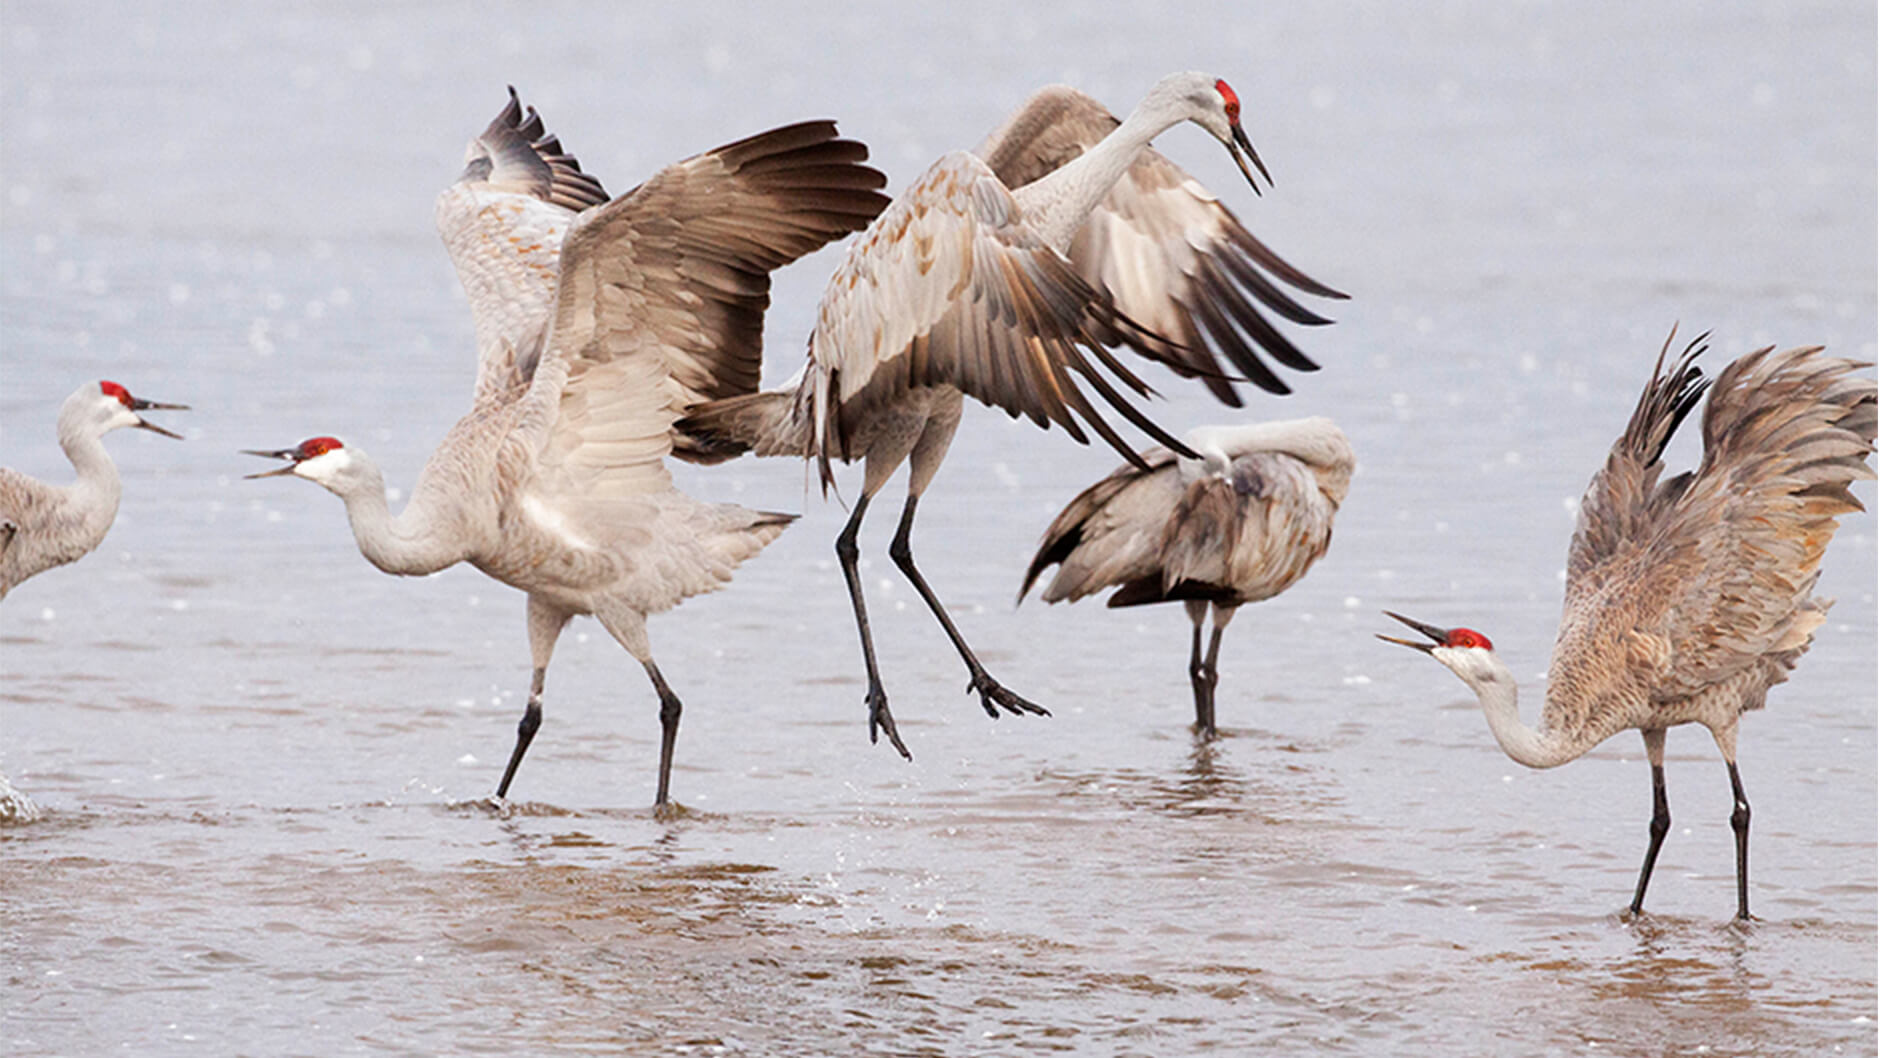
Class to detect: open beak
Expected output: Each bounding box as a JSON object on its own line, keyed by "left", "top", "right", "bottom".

{"left": 1227, "top": 123, "right": 1272, "bottom": 197}
{"left": 130, "top": 397, "right": 188, "bottom": 440}
{"left": 1376, "top": 610, "right": 1447, "bottom": 654}
{"left": 241, "top": 447, "right": 300, "bottom": 479}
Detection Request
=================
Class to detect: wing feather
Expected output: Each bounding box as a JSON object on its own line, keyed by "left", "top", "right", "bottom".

{"left": 528, "top": 120, "right": 889, "bottom": 507}
{"left": 1562, "top": 332, "right": 1710, "bottom": 609}
{"left": 1019, "top": 440, "right": 1343, "bottom": 610}
{"left": 1018, "top": 449, "right": 1182, "bottom": 603}
{"left": 1553, "top": 338, "right": 1876, "bottom": 711}
{"left": 978, "top": 84, "right": 1347, "bottom": 407}
{"left": 434, "top": 89, "right": 613, "bottom": 403}
{"left": 807, "top": 152, "right": 1193, "bottom": 488}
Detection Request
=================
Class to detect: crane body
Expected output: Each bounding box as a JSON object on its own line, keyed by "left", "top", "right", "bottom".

{"left": 1382, "top": 335, "right": 1877, "bottom": 918}
{"left": 678, "top": 72, "right": 1346, "bottom": 757}
{"left": 250, "top": 90, "right": 888, "bottom": 809}
{"left": 1022, "top": 418, "right": 1353, "bottom": 737}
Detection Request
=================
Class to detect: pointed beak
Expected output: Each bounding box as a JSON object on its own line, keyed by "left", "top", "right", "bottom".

{"left": 128, "top": 397, "right": 188, "bottom": 439}
{"left": 241, "top": 447, "right": 300, "bottom": 479}
{"left": 1227, "top": 122, "right": 1272, "bottom": 196}
{"left": 1376, "top": 610, "right": 1447, "bottom": 654}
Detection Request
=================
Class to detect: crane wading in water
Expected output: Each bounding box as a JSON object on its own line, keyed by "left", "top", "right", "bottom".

{"left": 248, "top": 90, "right": 889, "bottom": 809}
{"left": 1019, "top": 419, "right": 1353, "bottom": 738}
{"left": 2, "top": 380, "right": 187, "bottom": 600}
{"left": 678, "top": 72, "right": 1346, "bottom": 758}
{"left": 1381, "top": 334, "right": 1876, "bottom": 919}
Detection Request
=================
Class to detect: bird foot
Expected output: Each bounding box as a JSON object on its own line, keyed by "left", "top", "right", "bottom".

{"left": 967, "top": 671, "right": 1050, "bottom": 719}
{"left": 867, "top": 684, "right": 913, "bottom": 761}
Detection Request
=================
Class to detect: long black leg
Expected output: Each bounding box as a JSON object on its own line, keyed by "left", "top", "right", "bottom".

{"left": 644, "top": 660, "right": 683, "bottom": 808}
{"left": 1727, "top": 761, "right": 1752, "bottom": 920}
{"left": 1187, "top": 618, "right": 1208, "bottom": 730}
{"left": 495, "top": 668, "right": 546, "bottom": 800}
{"left": 1628, "top": 762, "right": 1671, "bottom": 915}
{"left": 835, "top": 493, "right": 910, "bottom": 759}
{"left": 1192, "top": 624, "right": 1223, "bottom": 740}
{"left": 887, "top": 493, "right": 1047, "bottom": 720}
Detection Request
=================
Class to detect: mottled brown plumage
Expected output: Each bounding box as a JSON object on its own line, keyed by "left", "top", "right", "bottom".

{"left": 677, "top": 73, "right": 1345, "bottom": 759}
{"left": 1021, "top": 419, "right": 1353, "bottom": 736}
{"left": 1382, "top": 333, "right": 1876, "bottom": 919}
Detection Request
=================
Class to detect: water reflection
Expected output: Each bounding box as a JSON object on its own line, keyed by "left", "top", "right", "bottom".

{"left": 2, "top": 1, "right": 1872, "bottom": 1054}
{"left": 1034, "top": 736, "right": 1343, "bottom": 825}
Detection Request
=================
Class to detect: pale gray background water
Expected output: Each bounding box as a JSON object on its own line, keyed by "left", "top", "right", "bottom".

{"left": 1, "top": 2, "right": 1874, "bottom": 1055}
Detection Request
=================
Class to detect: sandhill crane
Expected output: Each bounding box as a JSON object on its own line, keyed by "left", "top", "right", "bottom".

{"left": 1380, "top": 335, "right": 1876, "bottom": 919}
{"left": 1, "top": 380, "right": 187, "bottom": 600}
{"left": 976, "top": 83, "right": 1348, "bottom": 405}
{"left": 677, "top": 71, "right": 1346, "bottom": 758}
{"left": 247, "top": 90, "right": 889, "bottom": 810}
{"left": 1019, "top": 418, "right": 1353, "bottom": 738}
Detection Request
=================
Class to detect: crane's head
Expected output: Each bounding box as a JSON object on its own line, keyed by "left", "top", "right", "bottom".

{"left": 243, "top": 436, "right": 354, "bottom": 488}
{"left": 1377, "top": 611, "right": 1505, "bottom": 686}
{"left": 79, "top": 380, "right": 187, "bottom": 439}
{"left": 1159, "top": 72, "right": 1272, "bottom": 197}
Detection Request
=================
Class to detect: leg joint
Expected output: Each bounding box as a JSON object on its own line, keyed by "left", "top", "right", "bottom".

{"left": 887, "top": 532, "right": 913, "bottom": 568}
{"left": 1648, "top": 809, "right": 1670, "bottom": 840}
{"left": 517, "top": 701, "right": 542, "bottom": 739}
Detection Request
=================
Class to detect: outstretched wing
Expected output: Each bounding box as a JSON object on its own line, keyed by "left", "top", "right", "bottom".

{"left": 977, "top": 85, "right": 1347, "bottom": 406}
{"left": 1558, "top": 338, "right": 1876, "bottom": 704}
{"left": 528, "top": 121, "right": 890, "bottom": 505}
{"left": 434, "top": 88, "right": 612, "bottom": 402}
{"left": 809, "top": 150, "right": 1197, "bottom": 490}
{"left": 1640, "top": 345, "right": 1875, "bottom": 696}
{"left": 1562, "top": 331, "right": 1710, "bottom": 608}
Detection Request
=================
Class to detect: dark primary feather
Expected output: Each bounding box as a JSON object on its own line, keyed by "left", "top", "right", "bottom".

{"left": 823, "top": 245, "right": 1186, "bottom": 478}
{"left": 1565, "top": 330, "right": 1710, "bottom": 593}
{"left": 470, "top": 86, "right": 611, "bottom": 211}
{"left": 978, "top": 84, "right": 1348, "bottom": 406}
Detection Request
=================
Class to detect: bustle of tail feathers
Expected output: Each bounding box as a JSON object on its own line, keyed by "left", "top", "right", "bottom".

{"left": 748, "top": 510, "right": 799, "bottom": 531}
{"left": 703, "top": 505, "right": 796, "bottom": 570}
{"left": 1745, "top": 595, "right": 1833, "bottom": 713}
{"left": 672, "top": 390, "right": 807, "bottom": 465}
{"left": 718, "top": 508, "right": 795, "bottom": 573}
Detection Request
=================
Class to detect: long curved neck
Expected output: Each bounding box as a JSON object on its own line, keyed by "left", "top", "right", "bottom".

{"left": 1012, "top": 100, "right": 1178, "bottom": 252}
{"left": 331, "top": 463, "right": 465, "bottom": 577}
{"left": 57, "top": 415, "right": 123, "bottom": 534}
{"left": 1468, "top": 657, "right": 1583, "bottom": 770}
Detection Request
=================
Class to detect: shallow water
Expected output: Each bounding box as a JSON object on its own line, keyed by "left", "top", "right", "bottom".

{"left": 2, "top": 2, "right": 1875, "bottom": 1055}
